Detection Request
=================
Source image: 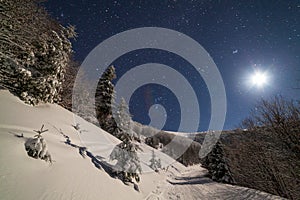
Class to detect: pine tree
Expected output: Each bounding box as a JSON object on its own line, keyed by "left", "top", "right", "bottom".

{"left": 109, "top": 98, "right": 142, "bottom": 183}
{"left": 95, "top": 66, "right": 141, "bottom": 141}
{"left": 95, "top": 65, "right": 118, "bottom": 134}
{"left": 72, "top": 68, "right": 98, "bottom": 125}
{"left": 58, "top": 59, "right": 80, "bottom": 111}
{"left": 149, "top": 150, "right": 162, "bottom": 172}
{"left": 114, "top": 98, "right": 134, "bottom": 140}
{"left": 0, "top": 0, "right": 76, "bottom": 105}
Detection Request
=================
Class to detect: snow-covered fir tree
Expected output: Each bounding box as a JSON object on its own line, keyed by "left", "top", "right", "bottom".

{"left": 114, "top": 98, "right": 134, "bottom": 140}
{"left": 95, "top": 65, "right": 118, "bottom": 134}
{"left": 109, "top": 98, "right": 142, "bottom": 184}
{"left": 58, "top": 59, "right": 80, "bottom": 111}
{"left": 95, "top": 66, "right": 141, "bottom": 141}
{"left": 149, "top": 150, "right": 162, "bottom": 172}
{"left": 0, "top": 0, "right": 76, "bottom": 105}
{"left": 73, "top": 79, "right": 98, "bottom": 124}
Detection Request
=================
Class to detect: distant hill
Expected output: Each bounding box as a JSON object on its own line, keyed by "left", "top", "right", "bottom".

{"left": 132, "top": 122, "right": 202, "bottom": 166}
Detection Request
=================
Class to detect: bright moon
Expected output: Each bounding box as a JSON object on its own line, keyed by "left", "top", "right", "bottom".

{"left": 251, "top": 71, "right": 268, "bottom": 87}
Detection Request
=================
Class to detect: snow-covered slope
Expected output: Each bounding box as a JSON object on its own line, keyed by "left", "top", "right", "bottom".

{"left": 0, "top": 90, "right": 283, "bottom": 200}
{"left": 0, "top": 90, "right": 181, "bottom": 200}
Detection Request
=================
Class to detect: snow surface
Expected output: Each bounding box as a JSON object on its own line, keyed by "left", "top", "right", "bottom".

{"left": 0, "top": 90, "right": 283, "bottom": 200}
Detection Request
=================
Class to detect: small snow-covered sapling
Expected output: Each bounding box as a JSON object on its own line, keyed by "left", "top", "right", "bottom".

{"left": 33, "top": 124, "right": 49, "bottom": 138}
{"left": 25, "top": 124, "right": 52, "bottom": 163}
{"left": 72, "top": 123, "right": 80, "bottom": 131}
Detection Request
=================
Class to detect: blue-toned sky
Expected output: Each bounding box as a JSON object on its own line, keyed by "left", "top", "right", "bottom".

{"left": 44, "top": 0, "right": 300, "bottom": 132}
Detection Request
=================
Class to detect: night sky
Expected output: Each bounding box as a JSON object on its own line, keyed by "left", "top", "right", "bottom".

{"left": 44, "top": 0, "right": 300, "bottom": 132}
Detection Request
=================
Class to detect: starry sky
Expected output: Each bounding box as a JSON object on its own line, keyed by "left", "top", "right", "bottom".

{"left": 44, "top": 0, "right": 300, "bottom": 132}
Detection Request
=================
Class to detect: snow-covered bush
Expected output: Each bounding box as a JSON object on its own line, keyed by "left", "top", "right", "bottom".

{"left": 24, "top": 125, "right": 52, "bottom": 163}
{"left": 25, "top": 137, "right": 52, "bottom": 163}
{"left": 0, "top": 0, "right": 76, "bottom": 105}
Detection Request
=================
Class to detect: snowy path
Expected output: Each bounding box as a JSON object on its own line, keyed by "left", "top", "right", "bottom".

{"left": 146, "top": 165, "right": 284, "bottom": 200}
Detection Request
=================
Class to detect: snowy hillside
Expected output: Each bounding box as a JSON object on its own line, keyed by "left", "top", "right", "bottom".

{"left": 0, "top": 90, "right": 283, "bottom": 200}
{"left": 0, "top": 90, "right": 181, "bottom": 199}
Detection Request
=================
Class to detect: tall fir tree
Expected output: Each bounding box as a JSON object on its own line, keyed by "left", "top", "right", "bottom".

{"left": 95, "top": 65, "right": 118, "bottom": 134}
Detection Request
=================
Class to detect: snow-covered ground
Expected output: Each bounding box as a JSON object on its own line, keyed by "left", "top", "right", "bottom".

{"left": 0, "top": 90, "right": 284, "bottom": 200}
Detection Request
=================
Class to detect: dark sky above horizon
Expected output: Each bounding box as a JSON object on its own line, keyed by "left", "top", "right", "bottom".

{"left": 44, "top": 0, "right": 300, "bottom": 132}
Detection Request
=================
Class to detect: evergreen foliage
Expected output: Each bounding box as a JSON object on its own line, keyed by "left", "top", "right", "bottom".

{"left": 0, "top": 0, "right": 76, "bottom": 105}
{"left": 95, "top": 65, "right": 118, "bottom": 134}
{"left": 71, "top": 67, "right": 98, "bottom": 124}
{"left": 149, "top": 150, "right": 161, "bottom": 172}
{"left": 25, "top": 125, "right": 52, "bottom": 163}
{"left": 114, "top": 98, "right": 134, "bottom": 140}
{"left": 109, "top": 98, "right": 142, "bottom": 183}
{"left": 58, "top": 59, "right": 80, "bottom": 111}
